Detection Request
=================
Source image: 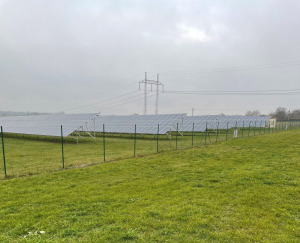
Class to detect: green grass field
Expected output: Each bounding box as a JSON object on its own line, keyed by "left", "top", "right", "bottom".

{"left": 0, "top": 129, "right": 299, "bottom": 242}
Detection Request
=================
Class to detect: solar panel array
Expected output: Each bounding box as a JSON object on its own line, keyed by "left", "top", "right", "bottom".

{"left": 90, "top": 114, "right": 186, "bottom": 135}
{"left": 213, "top": 115, "right": 245, "bottom": 129}
{"left": 183, "top": 115, "right": 220, "bottom": 132}
{"left": 0, "top": 113, "right": 97, "bottom": 137}
{"left": 0, "top": 113, "right": 272, "bottom": 137}
{"left": 183, "top": 115, "right": 271, "bottom": 132}
{"left": 236, "top": 116, "right": 271, "bottom": 128}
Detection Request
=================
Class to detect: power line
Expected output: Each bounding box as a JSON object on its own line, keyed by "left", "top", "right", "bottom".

{"left": 100, "top": 92, "right": 160, "bottom": 111}
{"left": 149, "top": 60, "right": 300, "bottom": 75}
{"left": 162, "top": 107, "right": 271, "bottom": 114}
{"left": 164, "top": 91, "right": 300, "bottom": 96}
{"left": 68, "top": 92, "right": 145, "bottom": 113}
{"left": 74, "top": 92, "right": 161, "bottom": 113}
{"left": 70, "top": 91, "right": 154, "bottom": 113}
{"left": 163, "top": 88, "right": 300, "bottom": 96}
{"left": 67, "top": 86, "right": 300, "bottom": 114}
{"left": 61, "top": 74, "right": 140, "bottom": 111}
{"left": 165, "top": 88, "right": 300, "bottom": 93}
{"left": 79, "top": 80, "right": 138, "bottom": 98}
{"left": 64, "top": 90, "right": 141, "bottom": 112}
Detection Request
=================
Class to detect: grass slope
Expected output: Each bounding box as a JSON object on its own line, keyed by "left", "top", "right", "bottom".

{"left": 0, "top": 130, "right": 299, "bottom": 242}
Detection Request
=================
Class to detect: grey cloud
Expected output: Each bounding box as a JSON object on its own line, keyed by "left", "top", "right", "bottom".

{"left": 0, "top": 0, "right": 299, "bottom": 115}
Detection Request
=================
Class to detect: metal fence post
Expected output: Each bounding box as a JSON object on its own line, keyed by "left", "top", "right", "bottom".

{"left": 61, "top": 125, "right": 64, "bottom": 169}
{"left": 134, "top": 124, "right": 136, "bottom": 157}
{"left": 176, "top": 123, "right": 178, "bottom": 150}
{"left": 205, "top": 122, "right": 208, "bottom": 144}
{"left": 157, "top": 124, "right": 159, "bottom": 153}
{"left": 216, "top": 122, "right": 219, "bottom": 143}
{"left": 264, "top": 122, "right": 266, "bottom": 134}
{"left": 1, "top": 126, "right": 6, "bottom": 177}
{"left": 248, "top": 121, "right": 251, "bottom": 137}
{"left": 226, "top": 122, "right": 228, "bottom": 141}
{"left": 235, "top": 121, "right": 238, "bottom": 139}
{"left": 254, "top": 121, "right": 256, "bottom": 136}
{"left": 259, "top": 121, "right": 262, "bottom": 135}
{"left": 242, "top": 121, "right": 244, "bottom": 138}
{"left": 192, "top": 123, "right": 194, "bottom": 147}
{"left": 103, "top": 124, "right": 106, "bottom": 161}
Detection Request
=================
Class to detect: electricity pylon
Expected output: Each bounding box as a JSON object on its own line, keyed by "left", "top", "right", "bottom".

{"left": 139, "top": 72, "right": 164, "bottom": 115}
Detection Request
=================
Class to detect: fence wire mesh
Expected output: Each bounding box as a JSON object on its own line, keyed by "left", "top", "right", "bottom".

{"left": 1, "top": 121, "right": 300, "bottom": 179}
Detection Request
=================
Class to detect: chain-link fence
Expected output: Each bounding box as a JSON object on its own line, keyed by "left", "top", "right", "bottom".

{"left": 1, "top": 120, "right": 300, "bottom": 179}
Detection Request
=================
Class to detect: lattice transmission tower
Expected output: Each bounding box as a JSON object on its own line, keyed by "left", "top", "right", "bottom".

{"left": 139, "top": 72, "right": 164, "bottom": 115}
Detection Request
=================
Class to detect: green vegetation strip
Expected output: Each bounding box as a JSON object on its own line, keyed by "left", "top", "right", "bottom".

{"left": 1, "top": 126, "right": 289, "bottom": 179}
{"left": 0, "top": 130, "right": 299, "bottom": 242}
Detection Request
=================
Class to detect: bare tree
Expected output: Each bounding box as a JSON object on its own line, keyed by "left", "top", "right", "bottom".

{"left": 245, "top": 110, "right": 261, "bottom": 116}
{"left": 271, "top": 107, "right": 288, "bottom": 120}
{"left": 290, "top": 109, "right": 300, "bottom": 120}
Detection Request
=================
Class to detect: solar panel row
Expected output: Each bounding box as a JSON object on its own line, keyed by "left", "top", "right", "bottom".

{"left": 183, "top": 115, "right": 272, "bottom": 132}
{"left": 0, "top": 113, "right": 272, "bottom": 137}
{"left": 89, "top": 114, "right": 186, "bottom": 135}
{"left": 0, "top": 113, "right": 97, "bottom": 137}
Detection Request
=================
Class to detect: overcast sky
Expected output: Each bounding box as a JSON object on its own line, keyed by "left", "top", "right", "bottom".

{"left": 0, "top": 0, "right": 299, "bottom": 116}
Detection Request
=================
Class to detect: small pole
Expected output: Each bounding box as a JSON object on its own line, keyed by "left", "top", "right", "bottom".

{"left": 156, "top": 124, "right": 159, "bottom": 153}
{"left": 192, "top": 123, "right": 194, "bottom": 147}
{"left": 226, "top": 122, "right": 228, "bottom": 141}
{"left": 216, "top": 122, "right": 219, "bottom": 143}
{"left": 176, "top": 123, "right": 178, "bottom": 150}
{"left": 248, "top": 121, "right": 251, "bottom": 137}
{"left": 205, "top": 122, "right": 208, "bottom": 144}
{"left": 268, "top": 123, "right": 271, "bottom": 133}
{"left": 103, "top": 124, "right": 106, "bottom": 161}
{"left": 242, "top": 121, "right": 244, "bottom": 138}
{"left": 1, "top": 126, "right": 7, "bottom": 177}
{"left": 93, "top": 117, "right": 96, "bottom": 141}
{"left": 259, "top": 121, "right": 262, "bottom": 134}
{"left": 254, "top": 121, "right": 256, "bottom": 136}
{"left": 134, "top": 124, "right": 136, "bottom": 157}
{"left": 264, "top": 122, "right": 266, "bottom": 134}
{"left": 61, "top": 125, "right": 64, "bottom": 169}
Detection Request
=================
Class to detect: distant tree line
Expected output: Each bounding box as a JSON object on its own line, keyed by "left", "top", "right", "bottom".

{"left": 269, "top": 107, "right": 300, "bottom": 121}
{"left": 245, "top": 110, "right": 261, "bottom": 116}
{"left": 245, "top": 107, "right": 300, "bottom": 121}
{"left": 0, "top": 111, "right": 65, "bottom": 117}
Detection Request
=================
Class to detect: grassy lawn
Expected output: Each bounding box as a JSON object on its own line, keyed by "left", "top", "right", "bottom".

{"left": 1, "top": 127, "right": 279, "bottom": 179}
{"left": 0, "top": 129, "right": 299, "bottom": 242}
